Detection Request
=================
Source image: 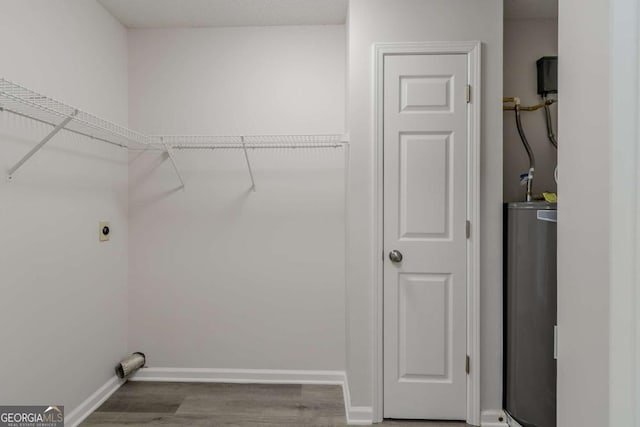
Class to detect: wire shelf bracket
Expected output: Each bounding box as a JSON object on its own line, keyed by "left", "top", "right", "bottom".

{"left": 160, "top": 137, "right": 185, "bottom": 189}
{"left": 1, "top": 77, "right": 151, "bottom": 180}
{"left": 240, "top": 136, "right": 256, "bottom": 192}
{"left": 7, "top": 110, "right": 78, "bottom": 180}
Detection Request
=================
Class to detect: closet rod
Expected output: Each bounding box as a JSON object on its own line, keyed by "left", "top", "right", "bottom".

{"left": 127, "top": 143, "right": 346, "bottom": 152}
{"left": 171, "top": 143, "right": 345, "bottom": 150}
{"left": 130, "top": 134, "right": 350, "bottom": 151}
{"left": 152, "top": 134, "right": 349, "bottom": 145}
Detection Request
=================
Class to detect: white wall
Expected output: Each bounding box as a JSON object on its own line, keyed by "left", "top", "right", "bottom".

{"left": 345, "top": 0, "right": 504, "bottom": 416}
{"left": 127, "top": 26, "right": 347, "bottom": 370}
{"left": 0, "top": 0, "right": 128, "bottom": 414}
{"left": 557, "top": 0, "right": 610, "bottom": 426}
{"left": 609, "top": 0, "right": 640, "bottom": 425}
{"left": 503, "top": 19, "right": 558, "bottom": 202}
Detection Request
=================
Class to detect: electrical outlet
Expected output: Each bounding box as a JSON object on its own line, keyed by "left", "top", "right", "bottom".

{"left": 99, "top": 221, "right": 111, "bottom": 242}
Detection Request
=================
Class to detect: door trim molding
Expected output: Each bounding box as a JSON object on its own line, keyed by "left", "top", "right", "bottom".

{"left": 372, "top": 41, "right": 482, "bottom": 425}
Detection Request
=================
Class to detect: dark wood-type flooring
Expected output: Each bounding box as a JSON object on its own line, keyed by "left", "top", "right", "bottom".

{"left": 82, "top": 382, "right": 471, "bottom": 426}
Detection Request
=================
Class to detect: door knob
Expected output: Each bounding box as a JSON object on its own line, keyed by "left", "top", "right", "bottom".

{"left": 389, "top": 249, "right": 403, "bottom": 263}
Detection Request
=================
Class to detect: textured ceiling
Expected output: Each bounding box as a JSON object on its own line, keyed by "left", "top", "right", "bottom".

{"left": 98, "top": 0, "right": 348, "bottom": 28}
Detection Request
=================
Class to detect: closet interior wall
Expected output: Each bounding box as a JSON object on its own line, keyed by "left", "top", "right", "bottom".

{"left": 0, "top": 0, "right": 129, "bottom": 412}
{"left": 127, "top": 25, "right": 347, "bottom": 370}
{"left": 503, "top": 18, "right": 558, "bottom": 202}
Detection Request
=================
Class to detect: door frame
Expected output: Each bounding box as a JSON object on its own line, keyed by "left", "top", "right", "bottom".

{"left": 372, "top": 41, "right": 482, "bottom": 425}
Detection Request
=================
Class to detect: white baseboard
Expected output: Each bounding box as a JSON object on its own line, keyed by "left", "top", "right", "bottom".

{"left": 65, "top": 375, "right": 124, "bottom": 427}
{"left": 346, "top": 406, "right": 374, "bottom": 425}
{"left": 342, "top": 374, "right": 373, "bottom": 425}
{"left": 129, "top": 367, "right": 345, "bottom": 384}
{"left": 481, "top": 409, "right": 509, "bottom": 427}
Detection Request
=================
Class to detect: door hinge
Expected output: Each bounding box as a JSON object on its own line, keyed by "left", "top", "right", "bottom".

{"left": 466, "top": 85, "right": 471, "bottom": 103}
{"left": 554, "top": 325, "right": 558, "bottom": 360}
{"left": 465, "top": 355, "right": 470, "bottom": 374}
{"left": 466, "top": 220, "right": 471, "bottom": 239}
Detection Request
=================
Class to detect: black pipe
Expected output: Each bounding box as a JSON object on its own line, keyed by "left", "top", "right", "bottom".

{"left": 543, "top": 102, "right": 558, "bottom": 148}
{"left": 515, "top": 104, "right": 535, "bottom": 201}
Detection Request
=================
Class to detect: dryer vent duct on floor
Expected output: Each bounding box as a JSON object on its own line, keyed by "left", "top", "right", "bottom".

{"left": 115, "top": 352, "right": 145, "bottom": 378}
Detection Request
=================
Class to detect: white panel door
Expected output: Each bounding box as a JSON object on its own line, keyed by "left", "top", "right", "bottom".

{"left": 383, "top": 54, "right": 468, "bottom": 420}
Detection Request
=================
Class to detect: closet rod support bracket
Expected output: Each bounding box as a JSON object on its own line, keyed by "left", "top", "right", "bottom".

{"left": 162, "top": 140, "right": 185, "bottom": 189}
{"left": 7, "top": 109, "right": 78, "bottom": 181}
{"left": 241, "top": 136, "right": 257, "bottom": 192}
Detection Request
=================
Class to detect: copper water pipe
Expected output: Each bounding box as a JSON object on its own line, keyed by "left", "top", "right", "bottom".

{"left": 503, "top": 98, "right": 556, "bottom": 111}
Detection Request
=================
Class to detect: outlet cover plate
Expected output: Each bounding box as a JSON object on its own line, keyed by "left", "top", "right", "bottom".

{"left": 99, "top": 221, "right": 111, "bottom": 241}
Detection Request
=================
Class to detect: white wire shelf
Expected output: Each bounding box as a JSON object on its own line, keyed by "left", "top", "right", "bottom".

{"left": 0, "top": 78, "right": 150, "bottom": 148}
{"left": 144, "top": 134, "right": 349, "bottom": 191}
{"left": 0, "top": 77, "right": 348, "bottom": 187}
{"left": 148, "top": 134, "right": 349, "bottom": 150}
